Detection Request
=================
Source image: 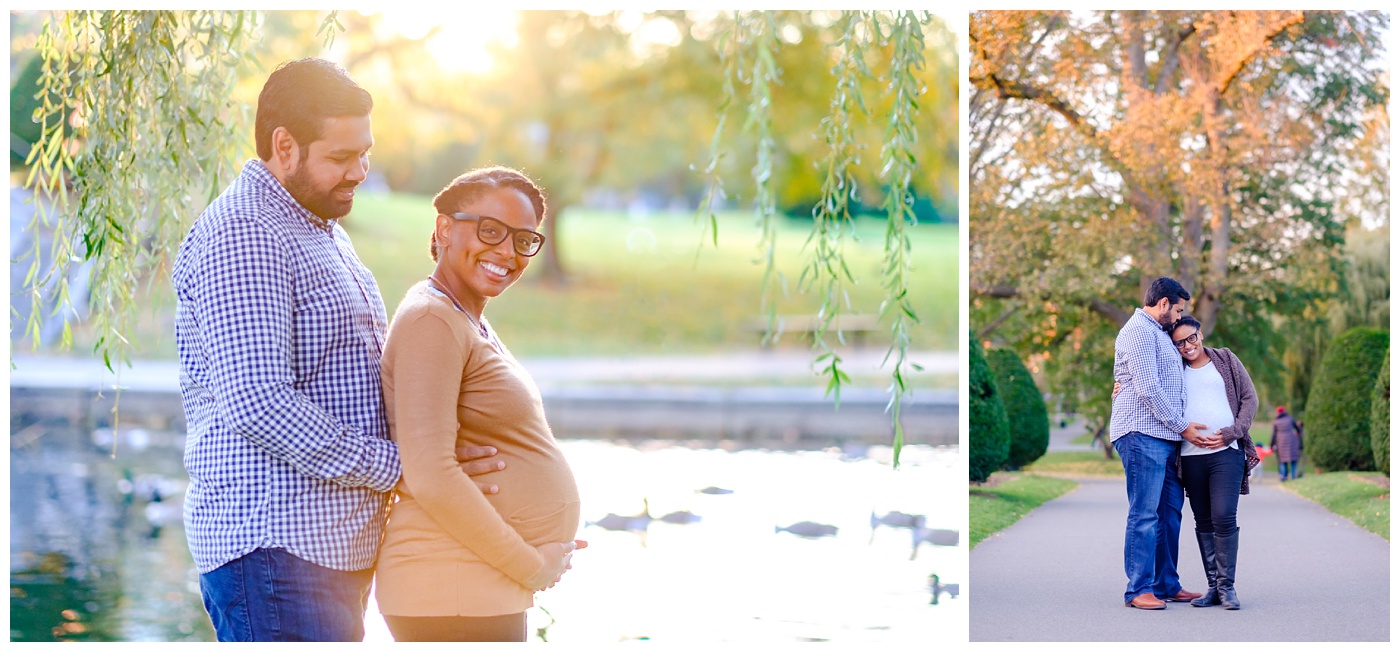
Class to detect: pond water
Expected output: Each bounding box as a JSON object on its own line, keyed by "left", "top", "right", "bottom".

{"left": 9, "top": 425, "right": 963, "bottom": 643}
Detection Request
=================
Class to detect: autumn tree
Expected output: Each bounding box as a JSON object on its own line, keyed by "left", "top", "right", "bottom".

{"left": 968, "top": 10, "right": 1389, "bottom": 431}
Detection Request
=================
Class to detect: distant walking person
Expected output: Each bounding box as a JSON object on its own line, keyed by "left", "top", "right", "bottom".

{"left": 172, "top": 58, "right": 504, "bottom": 642}
{"left": 1108, "top": 277, "right": 1207, "bottom": 610}
{"left": 1271, "top": 406, "right": 1303, "bottom": 481}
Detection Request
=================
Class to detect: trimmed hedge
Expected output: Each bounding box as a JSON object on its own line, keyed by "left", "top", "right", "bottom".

{"left": 1305, "top": 327, "right": 1389, "bottom": 471}
{"left": 970, "top": 333, "right": 1010, "bottom": 482}
{"left": 985, "top": 347, "right": 1050, "bottom": 470}
{"left": 1372, "top": 350, "right": 1389, "bottom": 476}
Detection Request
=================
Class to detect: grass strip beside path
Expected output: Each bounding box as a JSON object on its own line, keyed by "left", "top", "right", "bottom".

{"left": 1278, "top": 472, "right": 1390, "bottom": 541}
{"left": 1022, "top": 451, "right": 1124, "bottom": 477}
{"left": 970, "top": 473, "right": 1077, "bottom": 547}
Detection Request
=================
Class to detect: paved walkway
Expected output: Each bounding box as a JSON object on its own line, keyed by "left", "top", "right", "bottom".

{"left": 1046, "top": 415, "right": 1102, "bottom": 452}
{"left": 970, "top": 476, "right": 1391, "bottom": 641}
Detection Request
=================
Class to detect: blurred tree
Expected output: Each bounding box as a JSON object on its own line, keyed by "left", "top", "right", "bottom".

{"left": 985, "top": 347, "right": 1050, "bottom": 470}
{"left": 969, "top": 333, "right": 1010, "bottom": 483}
{"left": 969, "top": 10, "right": 1388, "bottom": 434}
{"left": 1276, "top": 221, "right": 1388, "bottom": 422}
{"left": 1371, "top": 350, "right": 1389, "bottom": 477}
{"left": 1304, "top": 326, "right": 1388, "bottom": 471}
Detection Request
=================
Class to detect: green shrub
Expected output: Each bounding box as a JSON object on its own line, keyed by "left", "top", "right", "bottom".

{"left": 1372, "top": 350, "right": 1390, "bottom": 476}
{"left": 985, "top": 347, "right": 1050, "bottom": 469}
{"left": 969, "top": 333, "right": 1010, "bottom": 482}
{"left": 1305, "top": 327, "right": 1389, "bottom": 471}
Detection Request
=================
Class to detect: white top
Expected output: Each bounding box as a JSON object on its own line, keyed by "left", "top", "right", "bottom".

{"left": 1180, "top": 359, "right": 1239, "bottom": 457}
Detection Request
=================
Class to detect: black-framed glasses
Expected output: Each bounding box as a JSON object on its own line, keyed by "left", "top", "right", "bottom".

{"left": 1173, "top": 332, "right": 1200, "bottom": 349}
{"left": 444, "top": 212, "right": 546, "bottom": 257}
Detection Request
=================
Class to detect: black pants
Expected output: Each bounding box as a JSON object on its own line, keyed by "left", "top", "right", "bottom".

{"left": 384, "top": 612, "right": 527, "bottom": 642}
{"left": 1180, "top": 446, "right": 1245, "bottom": 537}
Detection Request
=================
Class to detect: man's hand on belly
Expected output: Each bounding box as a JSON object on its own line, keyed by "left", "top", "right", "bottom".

{"left": 457, "top": 445, "right": 506, "bottom": 494}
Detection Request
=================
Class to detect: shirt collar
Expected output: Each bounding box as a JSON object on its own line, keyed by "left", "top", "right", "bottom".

{"left": 242, "top": 159, "right": 336, "bottom": 232}
{"left": 1133, "top": 307, "right": 1167, "bottom": 333}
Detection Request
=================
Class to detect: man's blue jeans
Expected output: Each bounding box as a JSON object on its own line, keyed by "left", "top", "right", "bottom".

{"left": 198, "top": 548, "right": 374, "bottom": 642}
{"left": 1113, "top": 432, "right": 1185, "bottom": 603}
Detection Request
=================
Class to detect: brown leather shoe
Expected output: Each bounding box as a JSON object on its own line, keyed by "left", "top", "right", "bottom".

{"left": 1164, "top": 588, "right": 1203, "bottom": 602}
{"left": 1125, "top": 593, "right": 1166, "bottom": 610}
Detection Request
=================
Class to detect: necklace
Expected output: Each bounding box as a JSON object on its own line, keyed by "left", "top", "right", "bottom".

{"left": 426, "top": 275, "right": 497, "bottom": 350}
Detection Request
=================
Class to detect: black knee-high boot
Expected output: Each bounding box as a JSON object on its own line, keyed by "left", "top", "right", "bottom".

{"left": 1214, "top": 529, "right": 1240, "bottom": 610}
{"left": 1190, "top": 532, "right": 1220, "bottom": 607}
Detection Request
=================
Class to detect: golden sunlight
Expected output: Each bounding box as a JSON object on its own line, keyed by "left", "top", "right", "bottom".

{"left": 368, "top": 8, "right": 521, "bottom": 74}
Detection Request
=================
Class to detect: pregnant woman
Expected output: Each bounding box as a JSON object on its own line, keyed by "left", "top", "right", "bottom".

{"left": 1168, "top": 316, "right": 1259, "bottom": 610}
{"left": 375, "top": 166, "right": 583, "bottom": 641}
{"left": 1116, "top": 315, "right": 1259, "bottom": 610}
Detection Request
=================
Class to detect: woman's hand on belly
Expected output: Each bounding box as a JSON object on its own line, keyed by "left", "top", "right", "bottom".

{"left": 526, "top": 540, "right": 579, "bottom": 591}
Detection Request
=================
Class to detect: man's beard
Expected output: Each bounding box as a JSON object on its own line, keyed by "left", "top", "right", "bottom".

{"left": 285, "top": 164, "right": 355, "bottom": 220}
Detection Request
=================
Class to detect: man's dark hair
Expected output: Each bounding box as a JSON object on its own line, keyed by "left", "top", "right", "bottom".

{"left": 1143, "top": 276, "right": 1191, "bottom": 307}
{"left": 255, "top": 58, "right": 373, "bottom": 161}
{"left": 1170, "top": 315, "right": 1202, "bottom": 334}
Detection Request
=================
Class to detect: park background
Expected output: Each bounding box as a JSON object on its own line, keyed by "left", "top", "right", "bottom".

{"left": 963, "top": 10, "right": 1390, "bottom": 642}
{"left": 6, "top": 9, "right": 965, "bottom": 644}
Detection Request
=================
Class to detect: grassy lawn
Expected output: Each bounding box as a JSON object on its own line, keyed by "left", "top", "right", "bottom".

{"left": 348, "top": 196, "right": 958, "bottom": 357}
{"left": 1022, "top": 451, "right": 1124, "bottom": 477}
{"left": 39, "top": 194, "right": 958, "bottom": 386}
{"left": 970, "top": 473, "right": 1078, "bottom": 547}
{"left": 1279, "top": 472, "right": 1390, "bottom": 541}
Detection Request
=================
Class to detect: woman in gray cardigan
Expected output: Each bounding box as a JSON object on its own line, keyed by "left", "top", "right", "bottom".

{"left": 1167, "top": 316, "right": 1260, "bottom": 610}
{"left": 1114, "top": 316, "right": 1261, "bottom": 610}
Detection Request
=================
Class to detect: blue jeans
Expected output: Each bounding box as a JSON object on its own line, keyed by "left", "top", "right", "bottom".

{"left": 1279, "top": 460, "right": 1297, "bottom": 481}
{"left": 198, "top": 548, "right": 374, "bottom": 642}
{"left": 1113, "top": 432, "right": 1184, "bottom": 602}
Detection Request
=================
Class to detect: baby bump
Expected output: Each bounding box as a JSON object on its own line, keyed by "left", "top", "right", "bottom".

{"left": 503, "top": 499, "right": 581, "bottom": 545}
{"left": 486, "top": 452, "right": 581, "bottom": 544}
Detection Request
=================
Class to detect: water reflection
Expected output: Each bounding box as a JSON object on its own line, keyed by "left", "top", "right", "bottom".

{"left": 9, "top": 423, "right": 210, "bottom": 641}
{"left": 11, "top": 426, "right": 962, "bottom": 643}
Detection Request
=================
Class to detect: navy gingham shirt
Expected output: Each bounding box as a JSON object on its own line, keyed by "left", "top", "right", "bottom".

{"left": 1109, "top": 308, "right": 1189, "bottom": 442}
{"left": 173, "top": 159, "right": 400, "bottom": 573}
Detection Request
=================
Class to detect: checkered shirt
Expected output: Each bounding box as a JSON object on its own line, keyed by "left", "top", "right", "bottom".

{"left": 1109, "top": 308, "right": 1189, "bottom": 442}
{"left": 173, "top": 159, "right": 399, "bottom": 573}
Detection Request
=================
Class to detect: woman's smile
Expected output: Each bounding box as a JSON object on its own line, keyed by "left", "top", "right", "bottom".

{"left": 480, "top": 260, "right": 511, "bottom": 277}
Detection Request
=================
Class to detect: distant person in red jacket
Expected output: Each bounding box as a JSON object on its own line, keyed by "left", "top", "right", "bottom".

{"left": 1270, "top": 406, "right": 1303, "bottom": 481}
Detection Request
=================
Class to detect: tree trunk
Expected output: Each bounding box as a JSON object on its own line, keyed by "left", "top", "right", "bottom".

{"left": 535, "top": 202, "right": 568, "bottom": 287}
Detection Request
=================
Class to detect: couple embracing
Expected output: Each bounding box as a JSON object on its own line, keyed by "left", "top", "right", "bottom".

{"left": 1109, "top": 277, "right": 1261, "bottom": 611}
{"left": 173, "top": 58, "right": 581, "bottom": 642}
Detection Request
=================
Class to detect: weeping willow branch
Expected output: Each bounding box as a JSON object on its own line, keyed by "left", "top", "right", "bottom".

{"left": 739, "top": 12, "right": 785, "bottom": 340}
{"left": 873, "top": 11, "right": 931, "bottom": 467}
{"left": 694, "top": 15, "right": 740, "bottom": 251}
{"left": 802, "top": 11, "right": 874, "bottom": 409}
{"left": 698, "top": 10, "right": 933, "bottom": 468}
{"left": 21, "top": 10, "right": 259, "bottom": 373}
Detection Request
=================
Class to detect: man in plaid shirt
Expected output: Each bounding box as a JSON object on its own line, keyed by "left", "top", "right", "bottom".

{"left": 1109, "top": 277, "right": 1210, "bottom": 610}
{"left": 173, "top": 58, "right": 504, "bottom": 642}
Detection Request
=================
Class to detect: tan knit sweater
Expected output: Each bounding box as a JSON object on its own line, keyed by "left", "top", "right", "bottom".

{"left": 375, "top": 281, "right": 580, "bottom": 617}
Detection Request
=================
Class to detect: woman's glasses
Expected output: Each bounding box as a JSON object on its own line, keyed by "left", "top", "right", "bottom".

{"left": 444, "top": 212, "right": 545, "bottom": 257}
{"left": 1173, "top": 332, "right": 1201, "bottom": 349}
